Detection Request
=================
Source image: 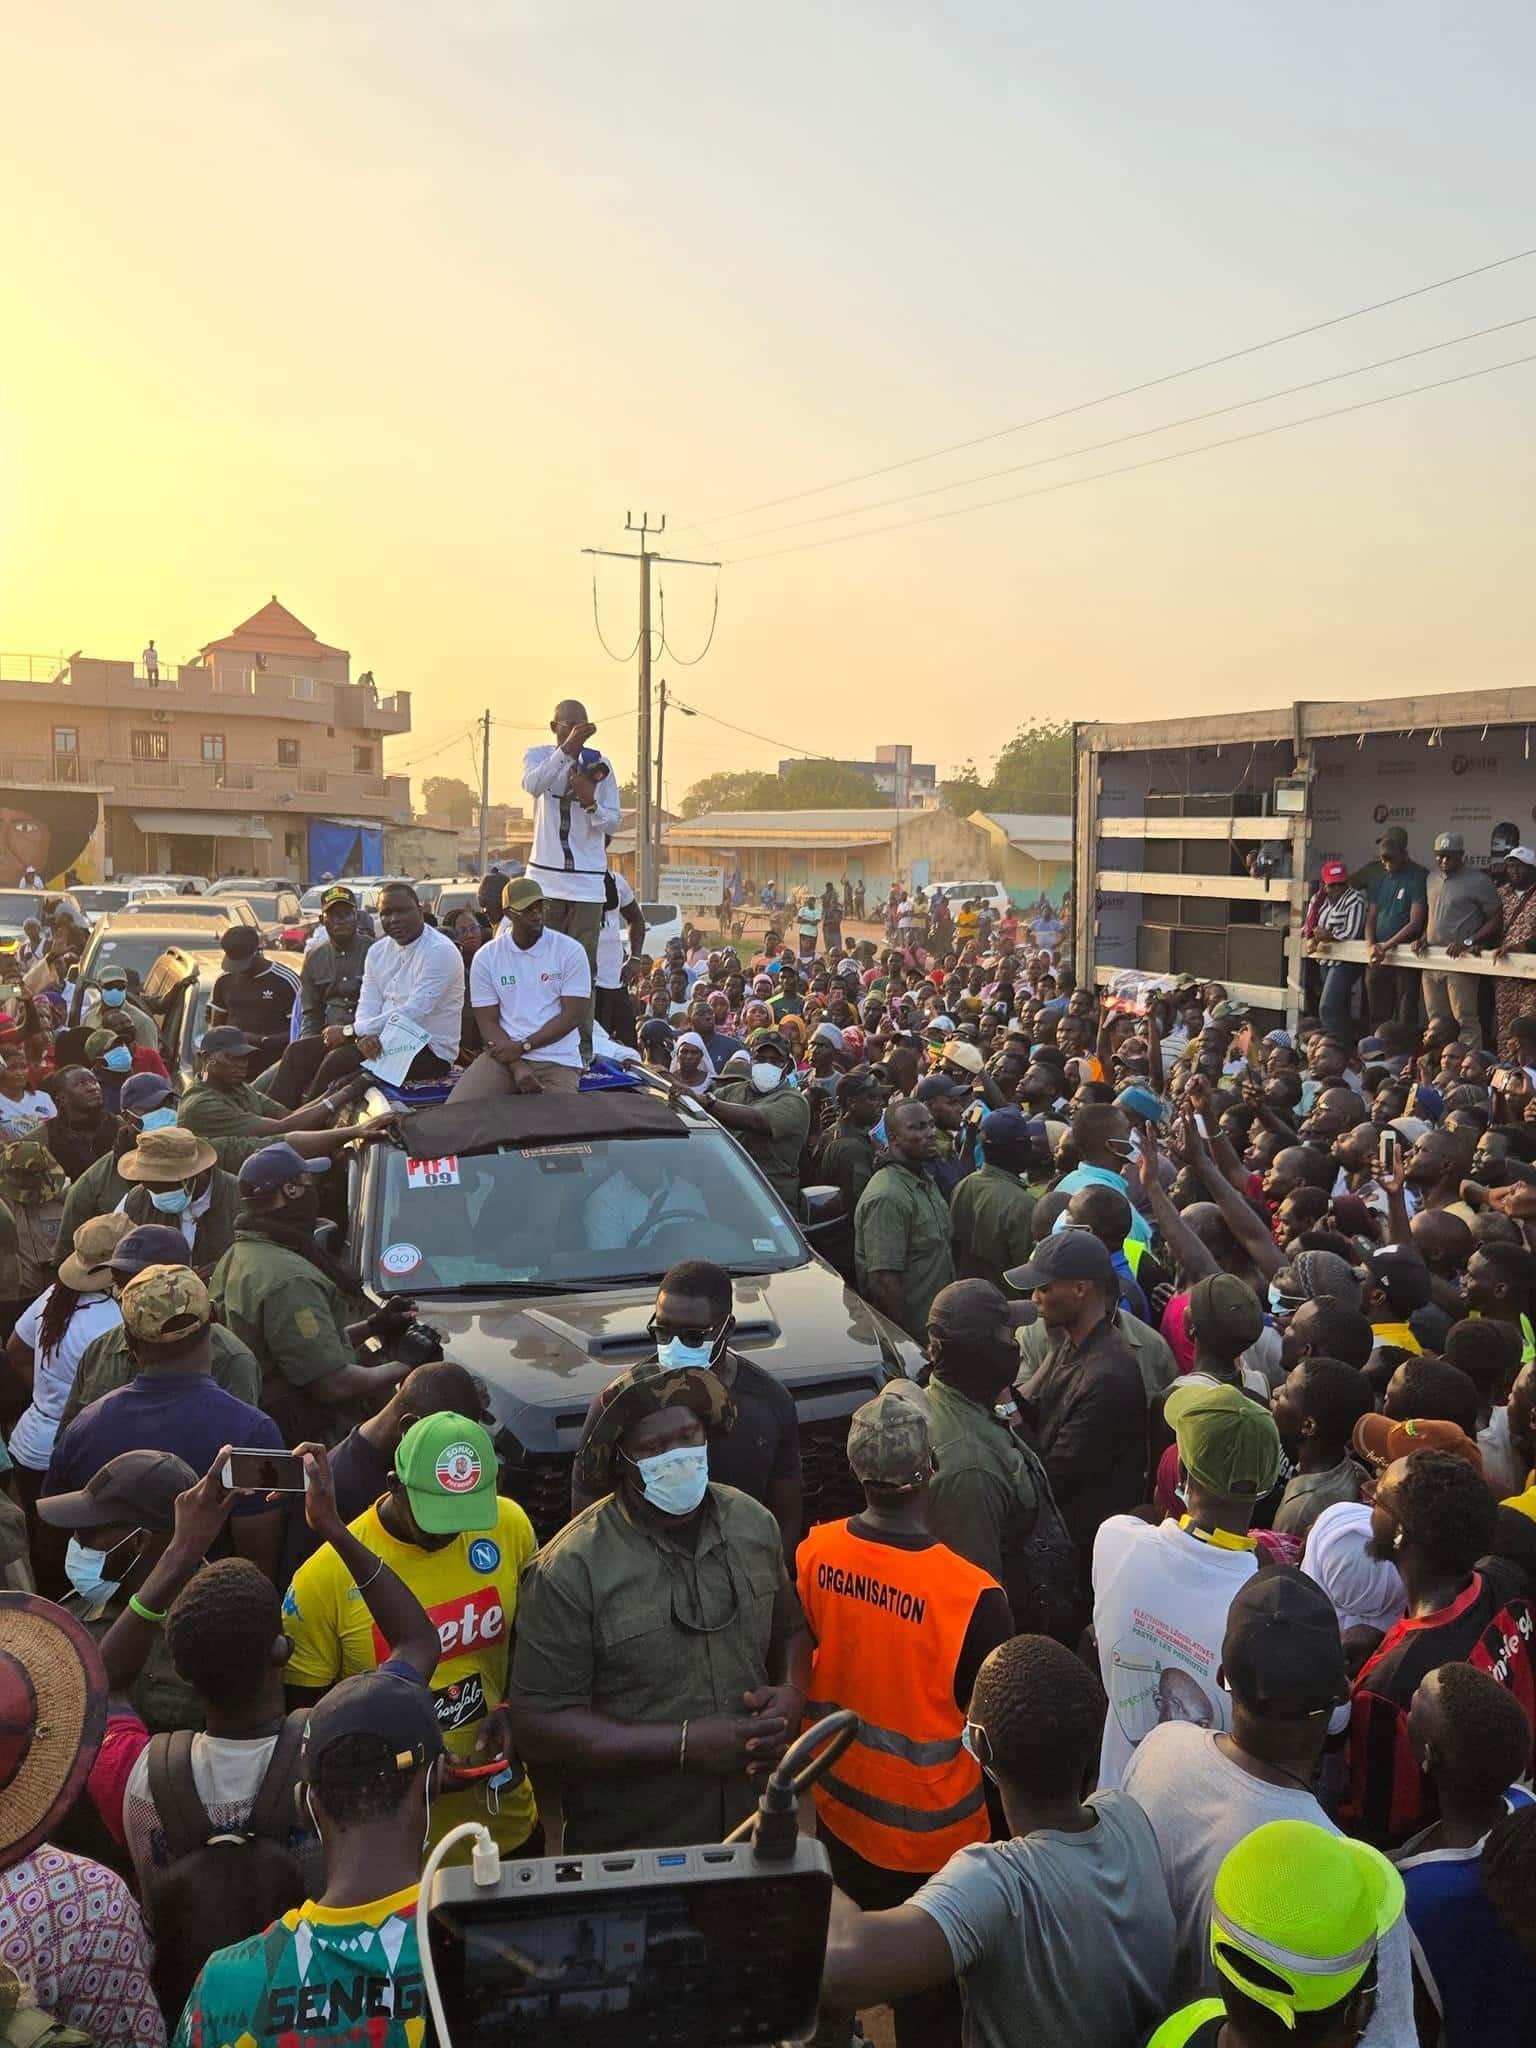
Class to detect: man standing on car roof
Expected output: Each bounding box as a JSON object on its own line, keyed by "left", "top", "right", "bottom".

{"left": 448, "top": 877, "right": 590, "bottom": 1099}
{"left": 522, "top": 698, "right": 622, "bottom": 1064}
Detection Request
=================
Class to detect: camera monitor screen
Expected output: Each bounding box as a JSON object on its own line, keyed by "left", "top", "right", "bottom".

{"left": 428, "top": 1849, "right": 830, "bottom": 2048}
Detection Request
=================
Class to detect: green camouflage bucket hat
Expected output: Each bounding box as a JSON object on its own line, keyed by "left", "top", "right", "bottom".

{"left": 574, "top": 1358, "right": 736, "bottom": 1495}
{"left": 0, "top": 1139, "right": 68, "bottom": 1206}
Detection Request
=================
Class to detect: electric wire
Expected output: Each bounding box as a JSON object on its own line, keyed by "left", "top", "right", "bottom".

{"left": 658, "top": 580, "right": 721, "bottom": 665}
{"left": 591, "top": 572, "right": 644, "bottom": 662}
{"left": 727, "top": 346, "right": 1536, "bottom": 564}
{"left": 691, "top": 240, "right": 1536, "bottom": 528}
{"left": 723, "top": 310, "right": 1536, "bottom": 543}
{"left": 668, "top": 695, "right": 840, "bottom": 763}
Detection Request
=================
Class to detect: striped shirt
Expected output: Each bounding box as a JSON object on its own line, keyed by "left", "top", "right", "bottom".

{"left": 1314, "top": 887, "right": 1367, "bottom": 941}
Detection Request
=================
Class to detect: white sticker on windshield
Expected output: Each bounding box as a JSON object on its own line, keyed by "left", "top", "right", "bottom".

{"left": 405, "top": 1155, "right": 460, "bottom": 1190}
{"left": 380, "top": 1242, "right": 423, "bottom": 1277}
{"left": 753, "top": 1238, "right": 775, "bottom": 1251}
{"left": 100, "top": 941, "right": 116, "bottom": 952}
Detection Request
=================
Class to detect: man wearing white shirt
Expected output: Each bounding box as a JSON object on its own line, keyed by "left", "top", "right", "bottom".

{"left": 304, "top": 881, "right": 464, "bottom": 1094}
{"left": 449, "top": 877, "right": 590, "bottom": 1099}
{"left": 522, "top": 699, "right": 622, "bottom": 1060}
{"left": 595, "top": 857, "right": 646, "bottom": 1049}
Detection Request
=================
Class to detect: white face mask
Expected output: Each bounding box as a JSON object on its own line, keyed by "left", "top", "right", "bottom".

{"left": 629, "top": 1444, "right": 710, "bottom": 1517}
{"left": 750, "top": 1061, "right": 785, "bottom": 1095}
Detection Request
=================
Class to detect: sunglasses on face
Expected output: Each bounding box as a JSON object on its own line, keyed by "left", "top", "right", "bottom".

{"left": 647, "top": 1316, "right": 726, "bottom": 1349}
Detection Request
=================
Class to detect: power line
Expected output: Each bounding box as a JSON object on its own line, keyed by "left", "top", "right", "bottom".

{"left": 727, "top": 346, "right": 1536, "bottom": 565}
{"left": 723, "top": 311, "right": 1536, "bottom": 543}
{"left": 385, "top": 723, "right": 479, "bottom": 772}
{"left": 692, "top": 241, "right": 1536, "bottom": 528}
{"left": 668, "top": 696, "right": 839, "bottom": 763}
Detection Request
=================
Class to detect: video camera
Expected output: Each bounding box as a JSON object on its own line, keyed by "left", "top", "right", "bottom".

{"left": 420, "top": 1712, "right": 856, "bottom": 2048}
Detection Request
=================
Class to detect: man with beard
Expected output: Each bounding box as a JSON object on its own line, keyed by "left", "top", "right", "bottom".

{"left": 1403, "top": 1127, "right": 1479, "bottom": 1228}
{"left": 209, "top": 1143, "right": 422, "bottom": 1444}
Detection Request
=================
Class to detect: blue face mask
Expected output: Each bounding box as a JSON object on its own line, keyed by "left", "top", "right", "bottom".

{"left": 629, "top": 1445, "right": 710, "bottom": 1517}
{"left": 657, "top": 1334, "right": 715, "bottom": 1371}
{"left": 138, "top": 1107, "right": 177, "bottom": 1132}
{"left": 65, "top": 1530, "right": 142, "bottom": 1607}
{"left": 150, "top": 1187, "right": 191, "bottom": 1215}
{"left": 102, "top": 1046, "right": 132, "bottom": 1074}
{"left": 1267, "top": 1282, "right": 1288, "bottom": 1315}
{"left": 100, "top": 988, "right": 126, "bottom": 1009}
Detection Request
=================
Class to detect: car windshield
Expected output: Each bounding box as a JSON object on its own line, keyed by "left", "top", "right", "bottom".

{"left": 72, "top": 887, "right": 132, "bottom": 913}
{"left": 368, "top": 1130, "right": 807, "bottom": 1294}
{"left": 122, "top": 898, "right": 241, "bottom": 920}
{"left": 81, "top": 931, "right": 208, "bottom": 989}
{"left": 0, "top": 891, "right": 42, "bottom": 925}
{"left": 227, "top": 891, "right": 286, "bottom": 921}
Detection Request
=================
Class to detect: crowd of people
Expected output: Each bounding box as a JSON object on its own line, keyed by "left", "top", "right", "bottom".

{"left": 2, "top": 713, "right": 1536, "bottom": 2047}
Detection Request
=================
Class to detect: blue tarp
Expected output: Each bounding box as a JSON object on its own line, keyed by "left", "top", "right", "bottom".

{"left": 307, "top": 820, "right": 383, "bottom": 883}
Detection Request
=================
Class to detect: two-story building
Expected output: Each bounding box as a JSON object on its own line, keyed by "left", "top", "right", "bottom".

{"left": 0, "top": 599, "right": 412, "bottom": 884}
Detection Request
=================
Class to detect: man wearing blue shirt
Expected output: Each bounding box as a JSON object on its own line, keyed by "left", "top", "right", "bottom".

{"left": 1357, "top": 826, "right": 1429, "bottom": 1030}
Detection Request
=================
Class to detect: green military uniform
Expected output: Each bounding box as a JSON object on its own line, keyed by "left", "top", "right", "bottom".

{"left": 1016, "top": 1303, "right": 1177, "bottom": 1403}
{"left": 59, "top": 1319, "right": 261, "bottom": 1432}
{"left": 299, "top": 932, "right": 375, "bottom": 1033}
{"left": 79, "top": 995, "right": 160, "bottom": 1049}
{"left": 854, "top": 1160, "right": 955, "bottom": 1337}
{"left": 711, "top": 1077, "right": 812, "bottom": 1211}
{"left": 179, "top": 1080, "right": 286, "bottom": 1170}
{"left": 816, "top": 1122, "right": 883, "bottom": 1213}
{"left": 926, "top": 1374, "right": 1039, "bottom": 1610}
{"left": 513, "top": 1484, "right": 799, "bottom": 1852}
{"left": 209, "top": 1223, "right": 358, "bottom": 1444}
{"left": 82, "top": 1593, "right": 201, "bottom": 1731}
{"left": 950, "top": 1162, "right": 1037, "bottom": 1291}
{"left": 55, "top": 1152, "right": 128, "bottom": 1263}
{"left": 120, "top": 1167, "right": 241, "bottom": 1269}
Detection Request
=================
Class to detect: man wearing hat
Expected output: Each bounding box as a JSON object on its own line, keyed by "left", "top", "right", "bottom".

{"left": 209, "top": 926, "right": 301, "bottom": 1069}
{"left": 59, "top": 1223, "right": 261, "bottom": 1427}
{"left": 1359, "top": 823, "right": 1429, "bottom": 1029}
{"left": 706, "top": 1028, "right": 813, "bottom": 1211}
{"left": 796, "top": 1381, "right": 1009, "bottom": 2047}
{"left": 1010, "top": 1230, "right": 1148, "bottom": 1563}
{"left": 80, "top": 1022, "right": 139, "bottom": 1114}
{"left": 45, "top": 1267, "right": 286, "bottom": 1583}
{"left": 0, "top": 1591, "right": 162, "bottom": 2040}
{"left": 265, "top": 885, "right": 378, "bottom": 1106}
{"left": 1415, "top": 831, "right": 1502, "bottom": 1049}
{"left": 180, "top": 1024, "right": 382, "bottom": 1168}
{"left": 1143, "top": 1820, "right": 1404, "bottom": 2046}
{"left": 78, "top": 962, "right": 159, "bottom": 1049}
{"left": 513, "top": 1355, "right": 809, "bottom": 1853}
{"left": 815, "top": 1068, "right": 889, "bottom": 1279}
{"left": 1090, "top": 1379, "right": 1282, "bottom": 1788}
{"left": 0, "top": 1138, "right": 68, "bottom": 1335}
{"left": 284, "top": 1412, "right": 539, "bottom": 1858}
{"left": 1123, "top": 1571, "right": 1415, "bottom": 2044}
{"left": 854, "top": 1098, "right": 955, "bottom": 1340}
{"left": 115, "top": 1122, "right": 239, "bottom": 1268}
{"left": 913, "top": 1071, "right": 971, "bottom": 1199}
{"left": 51, "top": 1070, "right": 178, "bottom": 1261}
{"left": 950, "top": 1107, "right": 1039, "bottom": 1293}
{"left": 211, "top": 1142, "right": 423, "bottom": 1443}
{"left": 447, "top": 875, "right": 590, "bottom": 1100}
{"left": 1307, "top": 859, "right": 1369, "bottom": 1037}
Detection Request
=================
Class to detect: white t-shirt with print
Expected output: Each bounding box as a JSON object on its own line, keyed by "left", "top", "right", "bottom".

{"left": 1091, "top": 1513, "right": 1258, "bottom": 1789}
{"left": 7, "top": 1286, "right": 124, "bottom": 1472}
{"left": 468, "top": 927, "right": 591, "bottom": 1068}
{"left": 0, "top": 1091, "right": 56, "bottom": 1140}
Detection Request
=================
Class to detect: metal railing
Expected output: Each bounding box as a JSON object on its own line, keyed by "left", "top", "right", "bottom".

{"left": 0, "top": 653, "right": 71, "bottom": 685}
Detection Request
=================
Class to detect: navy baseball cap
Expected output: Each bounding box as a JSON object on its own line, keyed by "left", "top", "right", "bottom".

{"left": 237, "top": 1143, "right": 330, "bottom": 1195}
{"left": 301, "top": 1668, "right": 443, "bottom": 1780}
{"left": 978, "top": 1107, "right": 1031, "bottom": 1152}
{"left": 201, "top": 1025, "right": 260, "bottom": 1058}
{"left": 119, "top": 1073, "right": 176, "bottom": 1114}
{"left": 109, "top": 1224, "right": 194, "bottom": 1276}
{"left": 914, "top": 1073, "right": 968, "bottom": 1103}
{"left": 1004, "top": 1230, "right": 1115, "bottom": 1291}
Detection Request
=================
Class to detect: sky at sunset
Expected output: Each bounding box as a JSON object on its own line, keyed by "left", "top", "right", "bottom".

{"left": 4, "top": 3, "right": 1535, "bottom": 812}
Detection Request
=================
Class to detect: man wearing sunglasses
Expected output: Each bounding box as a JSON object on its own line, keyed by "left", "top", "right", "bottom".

{"left": 568, "top": 1260, "right": 803, "bottom": 1557}
{"left": 513, "top": 1353, "right": 810, "bottom": 1854}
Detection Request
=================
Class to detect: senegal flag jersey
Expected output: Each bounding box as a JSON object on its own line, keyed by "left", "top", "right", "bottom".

{"left": 172, "top": 1886, "right": 427, "bottom": 2048}
{"left": 282, "top": 1496, "right": 538, "bottom": 1854}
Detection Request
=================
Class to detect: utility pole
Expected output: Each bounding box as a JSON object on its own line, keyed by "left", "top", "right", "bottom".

{"left": 476, "top": 706, "right": 491, "bottom": 874}
{"left": 582, "top": 516, "right": 718, "bottom": 900}
{"left": 653, "top": 676, "right": 666, "bottom": 887}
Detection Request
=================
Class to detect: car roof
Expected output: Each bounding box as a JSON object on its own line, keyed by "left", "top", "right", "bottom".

{"left": 360, "top": 1073, "right": 712, "bottom": 1161}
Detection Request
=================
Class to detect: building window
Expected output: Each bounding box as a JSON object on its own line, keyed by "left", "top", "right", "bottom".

{"left": 352, "top": 745, "right": 375, "bottom": 773}
{"left": 201, "top": 733, "right": 225, "bottom": 764}
{"left": 277, "top": 738, "right": 301, "bottom": 767}
{"left": 52, "top": 727, "right": 78, "bottom": 755}
{"left": 131, "top": 730, "right": 170, "bottom": 762}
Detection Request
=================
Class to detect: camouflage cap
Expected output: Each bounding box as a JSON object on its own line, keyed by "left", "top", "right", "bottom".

{"left": 846, "top": 1382, "right": 932, "bottom": 1488}
{"left": 574, "top": 1358, "right": 736, "bottom": 1494}
{"left": 0, "top": 1139, "right": 68, "bottom": 1198}
{"left": 119, "top": 1264, "right": 212, "bottom": 1344}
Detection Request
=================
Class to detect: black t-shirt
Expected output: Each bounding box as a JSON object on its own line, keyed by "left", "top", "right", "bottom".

{"left": 211, "top": 962, "right": 297, "bottom": 1039}
{"left": 572, "top": 1350, "right": 801, "bottom": 1516}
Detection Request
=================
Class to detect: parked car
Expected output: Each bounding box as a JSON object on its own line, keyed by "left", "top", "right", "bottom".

{"left": 927, "top": 878, "right": 1013, "bottom": 919}
{"left": 0, "top": 890, "right": 44, "bottom": 948}
{"left": 118, "top": 873, "right": 209, "bottom": 895}
{"left": 339, "top": 1079, "right": 922, "bottom": 1540}
{"left": 208, "top": 876, "right": 293, "bottom": 896}
{"left": 113, "top": 897, "right": 259, "bottom": 928}
{"left": 68, "top": 916, "right": 236, "bottom": 1024}
{"left": 70, "top": 883, "right": 176, "bottom": 919}
{"left": 200, "top": 885, "right": 302, "bottom": 942}
{"left": 418, "top": 877, "right": 496, "bottom": 923}
{"left": 638, "top": 901, "right": 683, "bottom": 955}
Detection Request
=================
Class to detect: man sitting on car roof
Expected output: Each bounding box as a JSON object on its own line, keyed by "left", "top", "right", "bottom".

{"left": 448, "top": 875, "right": 590, "bottom": 1099}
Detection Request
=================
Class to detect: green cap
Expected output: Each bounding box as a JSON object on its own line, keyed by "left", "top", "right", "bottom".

{"left": 846, "top": 1384, "right": 931, "bottom": 1488}
{"left": 502, "top": 877, "right": 544, "bottom": 911}
{"left": 1164, "top": 1380, "right": 1282, "bottom": 1499}
{"left": 394, "top": 1415, "right": 498, "bottom": 1535}
{"left": 1210, "top": 1821, "right": 1403, "bottom": 2027}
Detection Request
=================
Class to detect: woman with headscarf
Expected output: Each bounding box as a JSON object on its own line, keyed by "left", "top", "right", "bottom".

{"left": 668, "top": 1031, "right": 716, "bottom": 1099}
{"left": 1492, "top": 845, "right": 1536, "bottom": 1051}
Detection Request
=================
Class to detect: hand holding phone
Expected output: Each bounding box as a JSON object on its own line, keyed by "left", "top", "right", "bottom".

{"left": 222, "top": 1448, "right": 307, "bottom": 1493}
{"left": 1378, "top": 1129, "right": 1398, "bottom": 1178}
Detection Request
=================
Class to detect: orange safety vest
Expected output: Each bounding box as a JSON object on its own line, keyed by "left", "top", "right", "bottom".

{"left": 796, "top": 1517, "right": 999, "bottom": 1873}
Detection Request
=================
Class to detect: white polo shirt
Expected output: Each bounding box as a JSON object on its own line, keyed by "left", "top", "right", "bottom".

{"left": 469, "top": 927, "right": 591, "bottom": 1068}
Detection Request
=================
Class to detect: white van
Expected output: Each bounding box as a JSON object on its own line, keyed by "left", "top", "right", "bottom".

{"left": 928, "top": 879, "right": 1012, "bottom": 919}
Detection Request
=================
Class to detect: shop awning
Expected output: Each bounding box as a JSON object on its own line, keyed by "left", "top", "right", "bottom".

{"left": 131, "top": 810, "right": 271, "bottom": 838}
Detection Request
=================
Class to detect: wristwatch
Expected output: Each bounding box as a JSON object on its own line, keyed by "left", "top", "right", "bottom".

{"left": 342, "top": 1024, "right": 356, "bottom": 1040}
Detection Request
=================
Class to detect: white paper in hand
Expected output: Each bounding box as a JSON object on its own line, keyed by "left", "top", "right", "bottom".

{"left": 361, "top": 1009, "right": 432, "bottom": 1088}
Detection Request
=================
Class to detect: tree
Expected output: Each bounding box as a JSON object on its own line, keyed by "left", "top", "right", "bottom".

{"left": 940, "top": 720, "right": 1071, "bottom": 816}
{"left": 678, "top": 759, "right": 893, "bottom": 819}
{"left": 422, "top": 775, "right": 477, "bottom": 828}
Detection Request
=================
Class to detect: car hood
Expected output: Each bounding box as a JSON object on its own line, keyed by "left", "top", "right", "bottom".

{"left": 410, "top": 1258, "right": 924, "bottom": 1456}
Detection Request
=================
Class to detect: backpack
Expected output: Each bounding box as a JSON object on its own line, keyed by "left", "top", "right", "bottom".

{"left": 144, "top": 1712, "right": 315, "bottom": 2022}
{"left": 0, "top": 1965, "right": 93, "bottom": 2048}
{"left": 1003, "top": 1441, "right": 1089, "bottom": 1646}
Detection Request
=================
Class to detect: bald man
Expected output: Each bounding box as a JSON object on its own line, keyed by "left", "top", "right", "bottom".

{"left": 522, "top": 697, "right": 622, "bottom": 1060}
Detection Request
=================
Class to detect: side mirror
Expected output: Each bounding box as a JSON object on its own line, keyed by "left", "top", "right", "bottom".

{"left": 800, "top": 1184, "right": 844, "bottom": 1236}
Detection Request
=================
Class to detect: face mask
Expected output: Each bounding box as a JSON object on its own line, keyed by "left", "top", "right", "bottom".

{"left": 139, "top": 1107, "right": 177, "bottom": 1133}
{"left": 102, "top": 1046, "right": 132, "bottom": 1074}
{"left": 629, "top": 1444, "right": 710, "bottom": 1517}
{"left": 100, "top": 988, "right": 126, "bottom": 1009}
{"left": 1104, "top": 1138, "right": 1135, "bottom": 1162}
{"left": 65, "top": 1530, "right": 141, "bottom": 1606}
{"left": 657, "top": 1334, "right": 716, "bottom": 1370}
{"left": 750, "top": 1062, "right": 784, "bottom": 1095}
{"left": 284, "top": 1184, "right": 321, "bottom": 1226}
{"left": 150, "top": 1187, "right": 191, "bottom": 1215}
{"left": 1267, "top": 1282, "right": 1287, "bottom": 1314}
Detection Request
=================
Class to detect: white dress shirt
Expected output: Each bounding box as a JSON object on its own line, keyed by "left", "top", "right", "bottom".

{"left": 352, "top": 921, "right": 465, "bottom": 1063}
{"left": 521, "top": 744, "right": 623, "bottom": 904}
